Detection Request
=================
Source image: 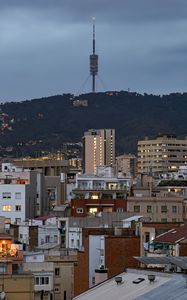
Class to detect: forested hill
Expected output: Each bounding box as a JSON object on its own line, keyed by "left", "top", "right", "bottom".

{"left": 0, "top": 91, "right": 187, "bottom": 156}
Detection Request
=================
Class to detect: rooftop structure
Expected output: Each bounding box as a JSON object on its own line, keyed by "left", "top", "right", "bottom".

{"left": 73, "top": 268, "right": 187, "bottom": 300}
{"left": 90, "top": 18, "right": 98, "bottom": 93}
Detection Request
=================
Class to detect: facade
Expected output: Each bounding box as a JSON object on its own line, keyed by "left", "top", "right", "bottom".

{"left": 137, "top": 134, "right": 187, "bottom": 174}
{"left": 116, "top": 153, "right": 137, "bottom": 177}
{"left": 82, "top": 129, "right": 115, "bottom": 175}
{"left": 127, "top": 188, "right": 184, "bottom": 223}
{"left": 13, "top": 158, "right": 69, "bottom": 176}
{"left": 71, "top": 168, "right": 130, "bottom": 217}
{"left": 0, "top": 171, "right": 37, "bottom": 224}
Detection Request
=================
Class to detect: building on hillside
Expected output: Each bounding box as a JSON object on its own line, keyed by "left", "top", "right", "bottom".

{"left": 82, "top": 129, "right": 115, "bottom": 175}
{"left": 116, "top": 153, "right": 137, "bottom": 177}
{"left": 71, "top": 167, "right": 130, "bottom": 217}
{"left": 137, "top": 134, "right": 187, "bottom": 174}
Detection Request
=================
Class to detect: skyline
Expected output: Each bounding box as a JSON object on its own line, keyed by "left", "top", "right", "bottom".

{"left": 0, "top": 0, "right": 187, "bottom": 101}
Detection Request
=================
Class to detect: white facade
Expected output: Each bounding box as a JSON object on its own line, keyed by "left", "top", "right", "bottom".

{"left": 19, "top": 217, "right": 59, "bottom": 248}
{"left": 0, "top": 184, "right": 26, "bottom": 224}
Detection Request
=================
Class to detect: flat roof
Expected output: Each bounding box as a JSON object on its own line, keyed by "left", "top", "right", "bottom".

{"left": 73, "top": 269, "right": 181, "bottom": 300}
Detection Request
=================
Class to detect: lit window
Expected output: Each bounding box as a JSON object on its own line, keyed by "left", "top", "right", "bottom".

{"left": 91, "top": 194, "right": 98, "bottom": 199}
{"left": 2, "top": 205, "right": 12, "bottom": 212}
{"left": 89, "top": 208, "right": 98, "bottom": 215}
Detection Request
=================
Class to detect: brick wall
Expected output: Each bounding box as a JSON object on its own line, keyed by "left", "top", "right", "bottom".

{"left": 105, "top": 236, "right": 140, "bottom": 278}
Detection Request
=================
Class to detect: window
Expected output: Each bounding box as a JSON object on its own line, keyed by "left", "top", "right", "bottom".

{"left": 76, "top": 208, "right": 83, "bottom": 213}
{"left": 161, "top": 218, "right": 167, "bottom": 223}
{"left": 2, "top": 205, "right": 12, "bottom": 212}
{"left": 15, "top": 192, "right": 21, "bottom": 200}
{"left": 15, "top": 205, "right": 21, "bottom": 211}
{"left": 40, "top": 276, "right": 49, "bottom": 285}
{"left": 147, "top": 206, "right": 152, "bottom": 213}
{"left": 45, "top": 235, "right": 50, "bottom": 243}
{"left": 35, "top": 277, "right": 39, "bottom": 285}
{"left": 2, "top": 192, "right": 11, "bottom": 199}
{"left": 55, "top": 268, "right": 60, "bottom": 276}
{"left": 134, "top": 205, "right": 140, "bottom": 213}
{"left": 172, "top": 206, "right": 177, "bottom": 213}
{"left": 54, "top": 285, "right": 60, "bottom": 293}
{"left": 15, "top": 218, "right": 21, "bottom": 224}
{"left": 161, "top": 206, "right": 167, "bottom": 213}
{"left": 145, "top": 232, "right": 150, "bottom": 243}
{"left": 116, "top": 208, "right": 124, "bottom": 212}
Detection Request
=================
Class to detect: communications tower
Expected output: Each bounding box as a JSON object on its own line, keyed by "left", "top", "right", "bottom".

{"left": 89, "top": 17, "right": 98, "bottom": 93}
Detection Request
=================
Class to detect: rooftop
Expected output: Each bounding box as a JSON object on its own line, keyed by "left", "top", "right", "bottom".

{"left": 154, "top": 224, "right": 187, "bottom": 244}
{"left": 73, "top": 269, "right": 187, "bottom": 300}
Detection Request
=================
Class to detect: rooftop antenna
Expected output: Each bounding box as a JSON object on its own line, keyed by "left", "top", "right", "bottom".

{"left": 90, "top": 17, "right": 98, "bottom": 93}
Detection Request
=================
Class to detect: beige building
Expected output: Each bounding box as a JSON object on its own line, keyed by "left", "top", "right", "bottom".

{"left": 127, "top": 188, "right": 184, "bottom": 223}
{"left": 137, "top": 134, "right": 187, "bottom": 174}
{"left": 0, "top": 274, "right": 34, "bottom": 300}
{"left": 83, "top": 129, "right": 115, "bottom": 175}
{"left": 116, "top": 154, "right": 137, "bottom": 177}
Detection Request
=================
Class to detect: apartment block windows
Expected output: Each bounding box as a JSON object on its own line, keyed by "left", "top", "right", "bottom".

{"left": 76, "top": 208, "right": 83, "bottom": 213}
{"left": 35, "top": 276, "right": 49, "bottom": 285}
{"left": 147, "top": 206, "right": 152, "bottom": 213}
{"left": 161, "top": 206, "right": 167, "bottom": 213}
{"left": 2, "top": 205, "right": 12, "bottom": 211}
{"left": 55, "top": 268, "right": 60, "bottom": 276}
{"left": 15, "top": 205, "right": 21, "bottom": 211}
{"left": 2, "top": 192, "right": 11, "bottom": 199}
{"left": 15, "top": 192, "right": 21, "bottom": 200}
{"left": 172, "top": 206, "right": 177, "bottom": 213}
{"left": 134, "top": 205, "right": 140, "bottom": 213}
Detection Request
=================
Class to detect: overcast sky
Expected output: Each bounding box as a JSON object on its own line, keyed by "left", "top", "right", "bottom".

{"left": 0, "top": 0, "right": 187, "bottom": 101}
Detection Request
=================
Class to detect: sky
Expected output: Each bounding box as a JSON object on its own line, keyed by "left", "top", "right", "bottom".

{"left": 0, "top": 0, "right": 187, "bottom": 101}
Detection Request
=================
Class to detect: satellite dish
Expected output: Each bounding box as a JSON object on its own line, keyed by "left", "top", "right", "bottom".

{"left": 0, "top": 291, "right": 6, "bottom": 299}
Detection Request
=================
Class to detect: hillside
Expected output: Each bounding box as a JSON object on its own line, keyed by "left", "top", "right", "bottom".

{"left": 0, "top": 91, "right": 187, "bottom": 157}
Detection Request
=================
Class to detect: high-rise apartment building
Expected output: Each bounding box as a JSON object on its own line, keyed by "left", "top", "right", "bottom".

{"left": 137, "top": 134, "right": 187, "bottom": 174}
{"left": 116, "top": 154, "right": 137, "bottom": 177}
{"left": 83, "top": 129, "right": 115, "bottom": 174}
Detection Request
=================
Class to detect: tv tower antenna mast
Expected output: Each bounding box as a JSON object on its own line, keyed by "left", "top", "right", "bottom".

{"left": 90, "top": 17, "right": 98, "bottom": 93}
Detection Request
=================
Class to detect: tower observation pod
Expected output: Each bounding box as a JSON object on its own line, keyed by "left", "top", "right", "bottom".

{"left": 90, "top": 17, "right": 98, "bottom": 93}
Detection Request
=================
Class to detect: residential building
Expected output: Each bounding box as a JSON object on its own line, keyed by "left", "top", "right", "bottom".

{"left": 0, "top": 170, "right": 37, "bottom": 224}
{"left": 82, "top": 129, "right": 115, "bottom": 175}
{"left": 127, "top": 187, "right": 184, "bottom": 223}
{"left": 71, "top": 167, "right": 130, "bottom": 217}
{"left": 12, "top": 158, "right": 69, "bottom": 176}
{"left": 116, "top": 153, "right": 137, "bottom": 177}
{"left": 137, "top": 134, "right": 187, "bottom": 174}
